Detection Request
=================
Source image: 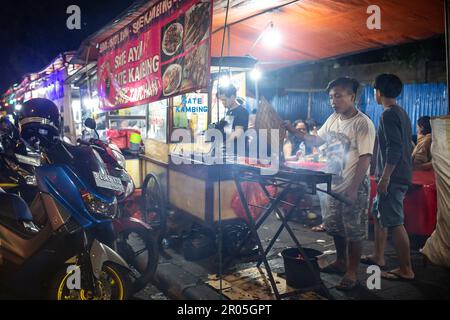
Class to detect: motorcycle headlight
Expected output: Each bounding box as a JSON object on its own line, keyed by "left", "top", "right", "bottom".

{"left": 112, "top": 149, "right": 126, "bottom": 169}
{"left": 81, "top": 191, "right": 117, "bottom": 218}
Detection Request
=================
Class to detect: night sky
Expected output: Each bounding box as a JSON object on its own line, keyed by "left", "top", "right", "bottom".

{"left": 0, "top": 0, "right": 136, "bottom": 93}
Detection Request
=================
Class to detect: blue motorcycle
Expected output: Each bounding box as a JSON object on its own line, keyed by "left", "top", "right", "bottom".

{"left": 0, "top": 99, "right": 133, "bottom": 299}
{"left": 0, "top": 138, "right": 133, "bottom": 299}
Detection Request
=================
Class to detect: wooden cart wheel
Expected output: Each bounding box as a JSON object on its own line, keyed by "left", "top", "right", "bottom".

{"left": 141, "top": 173, "right": 167, "bottom": 245}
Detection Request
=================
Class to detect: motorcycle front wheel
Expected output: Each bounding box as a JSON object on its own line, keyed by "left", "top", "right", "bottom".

{"left": 115, "top": 227, "right": 159, "bottom": 293}
{"left": 50, "top": 263, "right": 132, "bottom": 300}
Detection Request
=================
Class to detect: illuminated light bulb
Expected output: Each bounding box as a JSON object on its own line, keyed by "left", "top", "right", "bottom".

{"left": 250, "top": 68, "right": 262, "bottom": 81}
{"left": 262, "top": 22, "right": 282, "bottom": 48}
{"left": 15, "top": 104, "right": 23, "bottom": 111}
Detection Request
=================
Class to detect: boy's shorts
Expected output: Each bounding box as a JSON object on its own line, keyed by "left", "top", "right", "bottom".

{"left": 373, "top": 182, "right": 409, "bottom": 228}
{"left": 324, "top": 177, "right": 369, "bottom": 242}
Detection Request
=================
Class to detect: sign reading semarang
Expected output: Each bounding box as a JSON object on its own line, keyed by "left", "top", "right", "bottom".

{"left": 98, "top": 0, "right": 213, "bottom": 110}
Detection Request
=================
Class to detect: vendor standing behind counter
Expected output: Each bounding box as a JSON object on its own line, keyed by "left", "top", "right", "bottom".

{"left": 216, "top": 85, "right": 249, "bottom": 156}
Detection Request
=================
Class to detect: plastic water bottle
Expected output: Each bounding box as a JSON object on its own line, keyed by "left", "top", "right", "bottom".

{"left": 299, "top": 142, "right": 306, "bottom": 160}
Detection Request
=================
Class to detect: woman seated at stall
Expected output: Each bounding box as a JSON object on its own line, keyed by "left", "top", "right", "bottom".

{"left": 283, "top": 120, "right": 310, "bottom": 160}
{"left": 305, "top": 118, "right": 319, "bottom": 136}
{"left": 412, "top": 116, "right": 433, "bottom": 171}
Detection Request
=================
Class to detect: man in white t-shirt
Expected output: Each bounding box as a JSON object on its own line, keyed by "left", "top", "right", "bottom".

{"left": 284, "top": 77, "right": 376, "bottom": 290}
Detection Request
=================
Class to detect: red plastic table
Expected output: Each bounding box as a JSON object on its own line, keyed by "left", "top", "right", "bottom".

{"left": 369, "top": 170, "right": 437, "bottom": 236}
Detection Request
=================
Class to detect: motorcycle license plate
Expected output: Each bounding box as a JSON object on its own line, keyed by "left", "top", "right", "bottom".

{"left": 92, "top": 171, "right": 125, "bottom": 192}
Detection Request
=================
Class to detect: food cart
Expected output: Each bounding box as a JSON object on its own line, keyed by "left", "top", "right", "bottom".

{"left": 140, "top": 56, "right": 260, "bottom": 231}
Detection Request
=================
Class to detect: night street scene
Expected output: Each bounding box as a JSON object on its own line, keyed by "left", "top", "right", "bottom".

{"left": 0, "top": 0, "right": 449, "bottom": 309}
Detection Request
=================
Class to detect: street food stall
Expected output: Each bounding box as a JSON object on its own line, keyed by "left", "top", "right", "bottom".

{"left": 0, "top": 0, "right": 448, "bottom": 301}
{"left": 62, "top": 0, "right": 449, "bottom": 299}
{"left": 61, "top": 0, "right": 446, "bottom": 240}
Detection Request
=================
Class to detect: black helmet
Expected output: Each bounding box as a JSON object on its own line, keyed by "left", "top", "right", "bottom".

{"left": 18, "top": 98, "right": 61, "bottom": 147}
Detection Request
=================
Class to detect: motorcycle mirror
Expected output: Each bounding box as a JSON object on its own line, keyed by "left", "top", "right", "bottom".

{"left": 85, "top": 118, "right": 97, "bottom": 130}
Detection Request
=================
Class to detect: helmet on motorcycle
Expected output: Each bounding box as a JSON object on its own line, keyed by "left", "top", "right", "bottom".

{"left": 18, "top": 98, "right": 61, "bottom": 147}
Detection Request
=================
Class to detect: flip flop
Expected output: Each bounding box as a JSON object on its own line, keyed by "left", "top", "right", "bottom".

{"left": 336, "top": 278, "right": 359, "bottom": 291}
{"left": 320, "top": 264, "right": 346, "bottom": 274}
{"left": 381, "top": 271, "right": 415, "bottom": 281}
{"left": 360, "top": 256, "right": 386, "bottom": 269}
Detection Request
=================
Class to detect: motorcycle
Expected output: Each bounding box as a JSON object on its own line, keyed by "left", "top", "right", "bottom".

{"left": 0, "top": 115, "right": 160, "bottom": 294}
{"left": 79, "top": 118, "right": 161, "bottom": 292}
{"left": 0, "top": 125, "right": 133, "bottom": 299}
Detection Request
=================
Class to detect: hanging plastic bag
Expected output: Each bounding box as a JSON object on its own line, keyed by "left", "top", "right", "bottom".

{"left": 231, "top": 182, "right": 277, "bottom": 221}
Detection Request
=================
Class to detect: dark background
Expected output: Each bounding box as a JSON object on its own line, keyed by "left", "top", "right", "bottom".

{"left": 0, "top": 0, "right": 136, "bottom": 93}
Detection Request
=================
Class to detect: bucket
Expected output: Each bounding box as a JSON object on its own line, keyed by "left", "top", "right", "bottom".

{"left": 281, "top": 247, "right": 322, "bottom": 289}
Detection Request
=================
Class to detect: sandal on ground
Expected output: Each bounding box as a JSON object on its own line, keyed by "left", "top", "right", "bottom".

{"left": 381, "top": 270, "right": 415, "bottom": 281}
{"left": 312, "top": 224, "right": 326, "bottom": 232}
{"left": 320, "top": 263, "right": 346, "bottom": 274}
{"left": 360, "top": 255, "right": 386, "bottom": 269}
{"left": 336, "top": 278, "right": 359, "bottom": 291}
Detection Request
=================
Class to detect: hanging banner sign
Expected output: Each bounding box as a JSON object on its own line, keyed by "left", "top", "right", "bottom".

{"left": 98, "top": 0, "right": 213, "bottom": 111}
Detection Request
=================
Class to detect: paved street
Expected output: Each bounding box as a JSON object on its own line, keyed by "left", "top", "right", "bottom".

{"left": 2, "top": 211, "right": 449, "bottom": 300}
{"left": 149, "top": 212, "right": 450, "bottom": 300}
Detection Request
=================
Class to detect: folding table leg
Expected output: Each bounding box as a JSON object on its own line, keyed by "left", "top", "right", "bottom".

{"left": 256, "top": 188, "right": 302, "bottom": 267}
{"left": 223, "top": 178, "right": 289, "bottom": 270}
{"left": 232, "top": 176, "right": 282, "bottom": 300}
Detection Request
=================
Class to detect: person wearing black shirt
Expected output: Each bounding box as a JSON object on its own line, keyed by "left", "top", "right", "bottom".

{"left": 217, "top": 84, "right": 249, "bottom": 156}
{"left": 361, "top": 74, "right": 415, "bottom": 281}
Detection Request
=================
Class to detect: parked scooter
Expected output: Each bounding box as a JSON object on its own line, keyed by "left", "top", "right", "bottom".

{"left": 0, "top": 99, "right": 132, "bottom": 299}
{"left": 80, "top": 120, "right": 167, "bottom": 247}
{"left": 0, "top": 112, "right": 160, "bottom": 294}
{"left": 78, "top": 118, "right": 160, "bottom": 292}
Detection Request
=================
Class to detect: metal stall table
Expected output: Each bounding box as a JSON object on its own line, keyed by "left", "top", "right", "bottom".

{"left": 226, "top": 162, "right": 351, "bottom": 300}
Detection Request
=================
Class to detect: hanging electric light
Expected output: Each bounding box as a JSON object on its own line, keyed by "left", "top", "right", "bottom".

{"left": 250, "top": 68, "right": 262, "bottom": 81}
{"left": 262, "top": 21, "right": 282, "bottom": 48}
